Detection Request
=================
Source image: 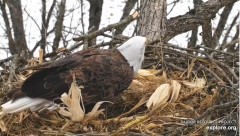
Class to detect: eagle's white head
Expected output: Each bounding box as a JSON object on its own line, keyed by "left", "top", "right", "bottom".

{"left": 117, "top": 36, "right": 146, "bottom": 73}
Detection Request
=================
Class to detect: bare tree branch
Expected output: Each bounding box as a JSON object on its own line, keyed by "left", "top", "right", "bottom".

{"left": 202, "top": 18, "right": 215, "bottom": 49}
{"left": 227, "top": 25, "right": 239, "bottom": 53}
{"left": 221, "top": 13, "right": 239, "bottom": 46}
{"left": 80, "top": 0, "right": 85, "bottom": 34}
{"left": 46, "top": 0, "right": 56, "bottom": 27}
{"left": 165, "top": 0, "right": 238, "bottom": 41}
{"left": 114, "top": 0, "right": 137, "bottom": 35}
{"left": 73, "top": 12, "right": 139, "bottom": 42}
{"left": 23, "top": 8, "right": 41, "bottom": 31}
{"left": 30, "top": 0, "right": 57, "bottom": 56}
{"left": 213, "top": 3, "right": 234, "bottom": 47}
{"left": 196, "top": 100, "right": 238, "bottom": 121}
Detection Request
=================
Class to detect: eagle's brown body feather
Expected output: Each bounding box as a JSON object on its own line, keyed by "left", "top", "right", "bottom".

{"left": 17, "top": 49, "right": 134, "bottom": 105}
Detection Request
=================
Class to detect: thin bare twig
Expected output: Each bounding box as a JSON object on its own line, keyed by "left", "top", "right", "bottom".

{"left": 196, "top": 100, "right": 238, "bottom": 121}
{"left": 73, "top": 11, "right": 139, "bottom": 41}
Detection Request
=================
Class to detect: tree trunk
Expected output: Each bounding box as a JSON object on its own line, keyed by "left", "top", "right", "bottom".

{"left": 137, "top": 0, "right": 167, "bottom": 42}
{"left": 137, "top": 0, "right": 167, "bottom": 69}
{"left": 0, "top": 0, "right": 16, "bottom": 55}
{"left": 6, "top": 0, "right": 29, "bottom": 57}
{"left": 187, "top": 0, "right": 202, "bottom": 54}
{"left": 52, "top": 0, "right": 66, "bottom": 52}
{"left": 87, "top": 0, "right": 103, "bottom": 47}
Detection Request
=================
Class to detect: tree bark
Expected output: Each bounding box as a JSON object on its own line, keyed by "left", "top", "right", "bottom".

{"left": 40, "top": 0, "right": 47, "bottom": 55}
{"left": 52, "top": 0, "right": 66, "bottom": 52}
{"left": 212, "top": 3, "right": 234, "bottom": 48}
{"left": 0, "top": 0, "right": 16, "bottom": 55}
{"left": 87, "top": 0, "right": 103, "bottom": 46}
{"left": 227, "top": 25, "right": 239, "bottom": 53}
{"left": 6, "top": 0, "right": 29, "bottom": 57}
{"left": 137, "top": 0, "right": 167, "bottom": 68}
{"left": 221, "top": 13, "right": 239, "bottom": 46}
{"left": 202, "top": 18, "right": 215, "bottom": 49}
{"left": 165, "top": 0, "right": 238, "bottom": 41}
{"left": 187, "top": 0, "right": 202, "bottom": 54}
{"left": 138, "top": 0, "right": 167, "bottom": 42}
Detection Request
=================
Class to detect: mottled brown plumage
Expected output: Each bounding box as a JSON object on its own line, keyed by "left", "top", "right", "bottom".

{"left": 1, "top": 36, "right": 146, "bottom": 114}
{"left": 16, "top": 49, "right": 134, "bottom": 105}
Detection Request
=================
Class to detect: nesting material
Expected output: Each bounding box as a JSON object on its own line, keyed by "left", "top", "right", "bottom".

{"left": 59, "top": 74, "right": 85, "bottom": 122}
{"left": 0, "top": 69, "right": 237, "bottom": 135}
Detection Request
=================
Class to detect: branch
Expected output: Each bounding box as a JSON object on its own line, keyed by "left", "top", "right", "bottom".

{"left": 165, "top": 0, "right": 238, "bottom": 41}
{"left": 46, "top": 0, "right": 56, "bottom": 27}
{"left": 73, "top": 11, "right": 139, "bottom": 41}
{"left": 196, "top": 99, "right": 238, "bottom": 121}
{"left": 114, "top": 0, "right": 138, "bottom": 35}
{"left": 202, "top": 18, "right": 215, "bottom": 49}
{"left": 213, "top": 3, "right": 234, "bottom": 42}
{"left": 221, "top": 13, "right": 239, "bottom": 46}
{"left": 227, "top": 25, "right": 239, "bottom": 52}
{"left": 221, "top": 38, "right": 239, "bottom": 51}
{"left": 24, "top": 8, "right": 41, "bottom": 31}
{"left": 0, "top": 55, "right": 14, "bottom": 66}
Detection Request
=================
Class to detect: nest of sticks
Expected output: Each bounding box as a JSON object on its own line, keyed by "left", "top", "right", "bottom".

{"left": 0, "top": 38, "right": 238, "bottom": 135}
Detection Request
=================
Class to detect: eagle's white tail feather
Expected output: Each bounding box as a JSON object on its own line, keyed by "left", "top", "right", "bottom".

{"left": 1, "top": 97, "right": 58, "bottom": 114}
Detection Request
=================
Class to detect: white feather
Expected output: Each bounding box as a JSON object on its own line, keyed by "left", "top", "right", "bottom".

{"left": 117, "top": 36, "right": 146, "bottom": 73}
{"left": 1, "top": 97, "right": 57, "bottom": 114}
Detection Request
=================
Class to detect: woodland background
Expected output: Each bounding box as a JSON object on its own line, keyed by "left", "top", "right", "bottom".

{"left": 0, "top": 0, "right": 239, "bottom": 135}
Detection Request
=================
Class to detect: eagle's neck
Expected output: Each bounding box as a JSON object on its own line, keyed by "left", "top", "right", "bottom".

{"left": 117, "top": 36, "right": 146, "bottom": 73}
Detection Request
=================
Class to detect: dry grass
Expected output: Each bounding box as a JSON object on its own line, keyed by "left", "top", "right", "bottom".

{"left": 0, "top": 69, "right": 238, "bottom": 136}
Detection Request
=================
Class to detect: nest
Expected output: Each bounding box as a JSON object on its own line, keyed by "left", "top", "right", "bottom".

{"left": 0, "top": 36, "right": 238, "bottom": 135}
{"left": 0, "top": 67, "right": 238, "bottom": 135}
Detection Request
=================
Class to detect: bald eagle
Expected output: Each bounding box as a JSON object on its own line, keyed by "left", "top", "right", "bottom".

{"left": 1, "top": 36, "right": 146, "bottom": 113}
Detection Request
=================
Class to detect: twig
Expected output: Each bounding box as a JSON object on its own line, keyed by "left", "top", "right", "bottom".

{"left": 206, "top": 54, "right": 233, "bottom": 85}
{"left": 221, "top": 13, "right": 239, "bottom": 45}
{"left": 110, "top": 103, "right": 168, "bottom": 136}
{"left": 18, "top": 61, "right": 51, "bottom": 71}
{"left": 220, "top": 38, "right": 239, "bottom": 51}
{"left": 198, "top": 64, "right": 224, "bottom": 83}
{"left": 93, "top": 40, "right": 122, "bottom": 49}
{"left": 73, "top": 11, "right": 139, "bottom": 41}
{"left": 0, "top": 55, "right": 14, "bottom": 66}
{"left": 215, "top": 60, "right": 238, "bottom": 82}
{"left": 100, "top": 33, "right": 128, "bottom": 41}
{"left": 165, "top": 62, "right": 185, "bottom": 71}
{"left": 196, "top": 44, "right": 236, "bottom": 56}
{"left": 7, "top": 54, "right": 21, "bottom": 82}
{"left": 196, "top": 99, "right": 238, "bottom": 121}
{"left": 23, "top": 8, "right": 41, "bottom": 31}
{"left": 68, "top": 41, "right": 84, "bottom": 52}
